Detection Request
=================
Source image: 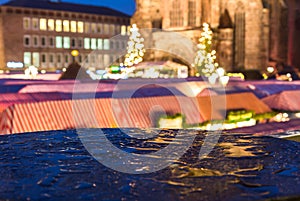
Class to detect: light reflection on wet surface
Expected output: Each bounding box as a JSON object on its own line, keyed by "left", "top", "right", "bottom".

{"left": 0, "top": 129, "right": 300, "bottom": 201}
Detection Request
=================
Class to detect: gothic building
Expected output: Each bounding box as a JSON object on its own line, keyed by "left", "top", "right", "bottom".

{"left": 132, "top": 0, "right": 289, "bottom": 72}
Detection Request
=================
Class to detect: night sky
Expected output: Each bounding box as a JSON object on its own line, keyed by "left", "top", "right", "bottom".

{"left": 0, "top": 0, "right": 136, "bottom": 15}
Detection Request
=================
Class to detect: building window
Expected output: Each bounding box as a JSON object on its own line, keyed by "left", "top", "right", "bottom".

{"left": 234, "top": 6, "right": 246, "bottom": 68}
{"left": 32, "top": 18, "right": 39, "bottom": 30}
{"left": 49, "top": 36, "right": 55, "bottom": 48}
{"left": 78, "top": 38, "right": 83, "bottom": 48}
{"left": 23, "top": 17, "right": 30, "bottom": 30}
{"left": 78, "top": 21, "right": 84, "bottom": 33}
{"left": 85, "top": 22, "right": 90, "bottom": 33}
{"left": 84, "top": 38, "right": 90, "bottom": 49}
{"left": 115, "top": 41, "right": 120, "bottom": 49}
{"left": 41, "top": 36, "right": 46, "bottom": 47}
{"left": 71, "top": 38, "right": 76, "bottom": 48}
{"left": 103, "top": 54, "right": 109, "bottom": 66}
{"left": 24, "top": 52, "right": 31, "bottom": 67}
{"left": 104, "top": 24, "right": 109, "bottom": 34}
{"left": 41, "top": 53, "right": 47, "bottom": 63}
{"left": 103, "top": 39, "right": 110, "bottom": 50}
{"left": 91, "top": 38, "right": 97, "bottom": 50}
{"left": 97, "top": 39, "right": 103, "bottom": 49}
{"left": 170, "top": 0, "right": 183, "bottom": 27}
{"left": 97, "top": 23, "right": 102, "bottom": 33}
{"left": 63, "top": 37, "right": 70, "bottom": 49}
{"left": 115, "top": 25, "right": 121, "bottom": 35}
{"left": 56, "top": 20, "right": 62, "bottom": 32}
{"left": 57, "top": 53, "right": 62, "bottom": 63}
{"left": 24, "top": 35, "right": 30, "bottom": 47}
{"left": 127, "top": 26, "right": 131, "bottom": 35}
{"left": 49, "top": 53, "right": 54, "bottom": 63}
{"left": 56, "top": 36, "right": 63, "bottom": 48}
{"left": 48, "top": 19, "right": 55, "bottom": 31}
{"left": 121, "top": 25, "right": 127, "bottom": 35}
{"left": 188, "top": 0, "right": 196, "bottom": 26}
{"left": 78, "top": 55, "right": 82, "bottom": 63}
{"left": 32, "top": 52, "right": 40, "bottom": 67}
{"left": 91, "top": 55, "right": 96, "bottom": 64}
{"left": 110, "top": 40, "right": 114, "bottom": 49}
{"left": 33, "top": 35, "right": 39, "bottom": 47}
{"left": 109, "top": 24, "right": 115, "bottom": 34}
{"left": 40, "top": 18, "right": 47, "bottom": 30}
{"left": 91, "top": 23, "right": 97, "bottom": 33}
{"left": 65, "top": 54, "right": 70, "bottom": 64}
{"left": 71, "top": 21, "right": 77, "bottom": 33}
{"left": 63, "top": 20, "right": 69, "bottom": 32}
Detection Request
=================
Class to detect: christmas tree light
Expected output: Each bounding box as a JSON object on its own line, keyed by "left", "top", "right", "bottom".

{"left": 194, "top": 23, "right": 228, "bottom": 85}
{"left": 121, "top": 24, "right": 145, "bottom": 67}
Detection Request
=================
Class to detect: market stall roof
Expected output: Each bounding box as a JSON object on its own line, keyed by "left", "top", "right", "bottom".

{"left": 262, "top": 90, "right": 300, "bottom": 111}
{"left": 197, "top": 92, "right": 272, "bottom": 122}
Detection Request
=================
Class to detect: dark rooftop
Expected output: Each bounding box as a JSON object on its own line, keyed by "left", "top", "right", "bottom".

{"left": 1, "top": 0, "right": 130, "bottom": 18}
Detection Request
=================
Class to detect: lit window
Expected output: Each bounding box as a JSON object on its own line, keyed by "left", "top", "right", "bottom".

{"left": 24, "top": 52, "right": 31, "bottom": 67}
{"left": 24, "top": 35, "right": 30, "bottom": 47}
{"left": 56, "top": 20, "right": 62, "bottom": 32}
{"left": 78, "top": 21, "right": 84, "bottom": 33}
{"left": 63, "top": 20, "right": 69, "bottom": 32}
{"left": 40, "top": 18, "right": 47, "bottom": 30}
{"left": 71, "top": 21, "right": 77, "bottom": 33}
{"left": 84, "top": 38, "right": 90, "bottom": 49}
{"left": 56, "top": 36, "right": 63, "bottom": 48}
{"left": 71, "top": 38, "right": 76, "bottom": 48}
{"left": 41, "top": 36, "right": 46, "bottom": 47}
{"left": 32, "top": 52, "right": 40, "bottom": 67}
{"left": 33, "top": 35, "right": 39, "bottom": 47}
{"left": 91, "top": 23, "right": 97, "bottom": 33}
{"left": 49, "top": 36, "right": 55, "bottom": 47}
{"left": 23, "top": 17, "right": 30, "bottom": 29}
{"left": 91, "top": 38, "right": 97, "bottom": 50}
{"left": 84, "top": 22, "right": 90, "bottom": 33}
{"left": 32, "top": 18, "right": 39, "bottom": 30}
{"left": 97, "top": 23, "right": 102, "bottom": 33}
{"left": 97, "top": 39, "right": 103, "bottom": 49}
{"left": 78, "top": 38, "right": 83, "bottom": 48}
{"left": 63, "top": 37, "right": 70, "bottom": 49}
{"left": 127, "top": 26, "right": 131, "bottom": 35}
{"left": 103, "top": 39, "right": 110, "bottom": 50}
{"left": 48, "top": 19, "right": 55, "bottom": 31}
{"left": 104, "top": 24, "right": 109, "bottom": 34}
{"left": 121, "top": 25, "right": 127, "bottom": 35}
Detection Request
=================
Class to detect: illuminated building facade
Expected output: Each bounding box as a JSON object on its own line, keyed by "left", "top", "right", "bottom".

{"left": 132, "top": 0, "right": 290, "bottom": 71}
{"left": 0, "top": 0, "right": 130, "bottom": 71}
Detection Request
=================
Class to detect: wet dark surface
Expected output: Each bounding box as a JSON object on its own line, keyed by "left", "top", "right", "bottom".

{"left": 0, "top": 129, "right": 300, "bottom": 201}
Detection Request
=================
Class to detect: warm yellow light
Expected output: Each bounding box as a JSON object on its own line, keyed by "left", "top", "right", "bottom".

{"left": 267, "top": 66, "right": 274, "bottom": 73}
{"left": 39, "top": 18, "right": 47, "bottom": 31}
{"left": 71, "top": 50, "right": 79, "bottom": 57}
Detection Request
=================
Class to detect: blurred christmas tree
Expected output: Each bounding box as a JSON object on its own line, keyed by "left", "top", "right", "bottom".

{"left": 194, "top": 23, "right": 219, "bottom": 81}
{"left": 121, "top": 24, "right": 145, "bottom": 67}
